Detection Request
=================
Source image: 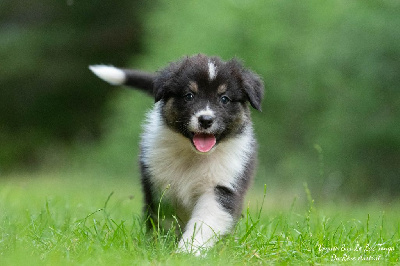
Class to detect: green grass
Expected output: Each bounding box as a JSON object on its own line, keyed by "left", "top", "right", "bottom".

{"left": 1, "top": 172, "right": 399, "bottom": 265}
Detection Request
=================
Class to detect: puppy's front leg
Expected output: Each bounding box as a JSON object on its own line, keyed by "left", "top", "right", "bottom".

{"left": 177, "top": 190, "right": 234, "bottom": 255}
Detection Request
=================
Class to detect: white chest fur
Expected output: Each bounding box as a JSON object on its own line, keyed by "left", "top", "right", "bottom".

{"left": 140, "top": 103, "right": 255, "bottom": 213}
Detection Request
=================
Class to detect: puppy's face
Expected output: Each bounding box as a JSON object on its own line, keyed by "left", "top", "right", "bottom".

{"left": 154, "top": 55, "right": 264, "bottom": 153}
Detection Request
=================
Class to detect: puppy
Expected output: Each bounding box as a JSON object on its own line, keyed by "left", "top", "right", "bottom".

{"left": 89, "top": 54, "right": 264, "bottom": 255}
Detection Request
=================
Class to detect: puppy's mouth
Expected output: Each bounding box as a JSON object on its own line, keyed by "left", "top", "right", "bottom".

{"left": 192, "top": 133, "right": 216, "bottom": 153}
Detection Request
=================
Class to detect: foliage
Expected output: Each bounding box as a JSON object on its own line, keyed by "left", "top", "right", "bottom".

{"left": 0, "top": 174, "right": 399, "bottom": 264}
{"left": 0, "top": 0, "right": 150, "bottom": 171}
{"left": 1, "top": 0, "right": 399, "bottom": 199}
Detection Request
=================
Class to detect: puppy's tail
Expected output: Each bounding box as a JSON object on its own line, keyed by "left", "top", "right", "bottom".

{"left": 89, "top": 65, "right": 155, "bottom": 96}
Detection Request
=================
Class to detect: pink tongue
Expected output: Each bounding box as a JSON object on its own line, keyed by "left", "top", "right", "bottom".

{"left": 193, "top": 133, "right": 216, "bottom": 153}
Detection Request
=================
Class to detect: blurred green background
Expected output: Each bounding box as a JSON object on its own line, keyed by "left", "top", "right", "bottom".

{"left": 1, "top": 0, "right": 399, "bottom": 201}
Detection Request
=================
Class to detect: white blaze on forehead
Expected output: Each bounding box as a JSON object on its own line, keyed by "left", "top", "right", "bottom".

{"left": 208, "top": 60, "right": 217, "bottom": 81}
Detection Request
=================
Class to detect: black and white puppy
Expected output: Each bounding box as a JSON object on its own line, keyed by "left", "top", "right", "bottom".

{"left": 89, "top": 54, "right": 264, "bottom": 255}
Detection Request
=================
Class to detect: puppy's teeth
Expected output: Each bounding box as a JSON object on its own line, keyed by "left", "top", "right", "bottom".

{"left": 89, "top": 65, "right": 126, "bottom": 85}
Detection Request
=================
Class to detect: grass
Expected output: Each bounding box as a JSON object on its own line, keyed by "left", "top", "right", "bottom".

{"left": 0, "top": 172, "right": 399, "bottom": 265}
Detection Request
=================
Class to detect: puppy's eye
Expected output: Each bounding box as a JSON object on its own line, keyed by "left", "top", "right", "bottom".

{"left": 220, "top": 95, "right": 231, "bottom": 105}
{"left": 184, "top": 93, "right": 194, "bottom": 102}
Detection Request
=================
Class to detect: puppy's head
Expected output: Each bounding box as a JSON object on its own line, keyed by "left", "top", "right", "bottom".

{"left": 154, "top": 54, "right": 264, "bottom": 153}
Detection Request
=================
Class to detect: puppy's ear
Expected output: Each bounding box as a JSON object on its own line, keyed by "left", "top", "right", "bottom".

{"left": 242, "top": 70, "right": 264, "bottom": 111}
{"left": 153, "top": 57, "right": 189, "bottom": 102}
{"left": 153, "top": 71, "right": 172, "bottom": 102}
{"left": 154, "top": 82, "right": 168, "bottom": 102}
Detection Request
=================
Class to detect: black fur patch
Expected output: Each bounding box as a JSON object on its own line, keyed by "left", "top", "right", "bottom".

{"left": 214, "top": 185, "right": 237, "bottom": 215}
{"left": 139, "top": 157, "right": 157, "bottom": 229}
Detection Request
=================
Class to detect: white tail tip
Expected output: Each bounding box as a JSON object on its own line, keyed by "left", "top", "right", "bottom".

{"left": 89, "top": 65, "right": 126, "bottom": 85}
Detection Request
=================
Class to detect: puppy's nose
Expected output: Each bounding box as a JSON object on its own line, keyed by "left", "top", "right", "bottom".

{"left": 198, "top": 115, "right": 214, "bottom": 129}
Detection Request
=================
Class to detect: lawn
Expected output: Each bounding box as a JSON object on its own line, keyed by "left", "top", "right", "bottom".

{"left": 1, "top": 171, "right": 399, "bottom": 265}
